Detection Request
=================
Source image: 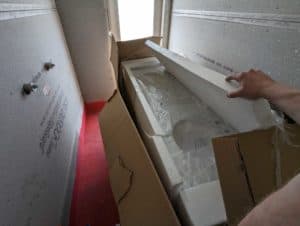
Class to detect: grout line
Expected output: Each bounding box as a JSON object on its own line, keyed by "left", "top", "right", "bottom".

{"left": 0, "top": 9, "right": 55, "bottom": 21}
{"left": 173, "top": 9, "right": 300, "bottom": 30}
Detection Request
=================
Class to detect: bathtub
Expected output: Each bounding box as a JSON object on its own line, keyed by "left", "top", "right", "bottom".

{"left": 122, "top": 57, "right": 234, "bottom": 225}
{"left": 121, "top": 50, "right": 274, "bottom": 225}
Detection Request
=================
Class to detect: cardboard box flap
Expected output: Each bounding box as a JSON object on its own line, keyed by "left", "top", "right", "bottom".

{"left": 279, "top": 125, "right": 300, "bottom": 181}
{"left": 110, "top": 156, "right": 134, "bottom": 204}
{"left": 117, "top": 36, "right": 162, "bottom": 62}
{"left": 213, "top": 125, "right": 300, "bottom": 225}
{"left": 213, "top": 137, "right": 254, "bottom": 224}
{"left": 109, "top": 35, "right": 162, "bottom": 97}
{"left": 99, "top": 92, "right": 180, "bottom": 226}
{"left": 238, "top": 129, "right": 276, "bottom": 203}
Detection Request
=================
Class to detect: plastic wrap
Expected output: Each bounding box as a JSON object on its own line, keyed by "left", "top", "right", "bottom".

{"left": 132, "top": 66, "right": 236, "bottom": 189}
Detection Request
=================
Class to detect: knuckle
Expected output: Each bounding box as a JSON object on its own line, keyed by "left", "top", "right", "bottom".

{"left": 240, "top": 72, "right": 247, "bottom": 78}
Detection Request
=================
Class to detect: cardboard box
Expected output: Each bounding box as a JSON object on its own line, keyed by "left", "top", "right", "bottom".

{"left": 213, "top": 124, "right": 300, "bottom": 225}
{"left": 99, "top": 36, "right": 181, "bottom": 226}
{"left": 101, "top": 35, "right": 300, "bottom": 226}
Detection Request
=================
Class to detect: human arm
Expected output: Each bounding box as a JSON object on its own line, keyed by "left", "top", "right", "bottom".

{"left": 226, "top": 69, "right": 300, "bottom": 226}
{"left": 238, "top": 174, "right": 300, "bottom": 226}
{"left": 226, "top": 69, "right": 300, "bottom": 124}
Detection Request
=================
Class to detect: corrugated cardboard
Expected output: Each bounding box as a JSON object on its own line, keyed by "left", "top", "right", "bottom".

{"left": 117, "top": 36, "right": 162, "bottom": 62}
{"left": 213, "top": 124, "right": 300, "bottom": 225}
{"left": 109, "top": 35, "right": 161, "bottom": 81}
{"left": 99, "top": 92, "right": 180, "bottom": 226}
{"left": 99, "top": 36, "right": 180, "bottom": 226}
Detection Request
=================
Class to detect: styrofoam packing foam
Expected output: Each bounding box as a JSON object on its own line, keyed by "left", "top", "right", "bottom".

{"left": 130, "top": 63, "right": 236, "bottom": 190}
{"left": 122, "top": 58, "right": 231, "bottom": 225}
{"left": 177, "top": 181, "right": 227, "bottom": 226}
{"left": 146, "top": 40, "right": 275, "bottom": 133}
{"left": 123, "top": 58, "right": 234, "bottom": 190}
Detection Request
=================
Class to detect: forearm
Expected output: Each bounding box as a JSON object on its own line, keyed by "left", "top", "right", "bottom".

{"left": 262, "top": 83, "right": 300, "bottom": 124}
{"left": 239, "top": 174, "right": 300, "bottom": 226}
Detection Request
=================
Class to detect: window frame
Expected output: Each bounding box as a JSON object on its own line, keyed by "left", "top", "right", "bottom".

{"left": 107, "top": 0, "right": 172, "bottom": 46}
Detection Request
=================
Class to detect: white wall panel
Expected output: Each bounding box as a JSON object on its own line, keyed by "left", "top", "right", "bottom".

{"left": 57, "top": 0, "right": 116, "bottom": 102}
{"left": 173, "top": 0, "right": 300, "bottom": 14}
{"left": 0, "top": 0, "right": 54, "bottom": 4}
{"left": 0, "top": 1, "right": 55, "bottom": 20}
{"left": 0, "top": 12, "right": 83, "bottom": 225}
{"left": 169, "top": 0, "right": 300, "bottom": 88}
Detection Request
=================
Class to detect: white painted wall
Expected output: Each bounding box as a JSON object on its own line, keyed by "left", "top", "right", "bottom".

{"left": 0, "top": 2, "right": 83, "bottom": 225}
{"left": 169, "top": 0, "right": 300, "bottom": 88}
{"left": 57, "top": 0, "right": 116, "bottom": 102}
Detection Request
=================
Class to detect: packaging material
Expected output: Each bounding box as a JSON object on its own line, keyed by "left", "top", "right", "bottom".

{"left": 122, "top": 57, "right": 233, "bottom": 225}
{"left": 177, "top": 181, "right": 227, "bottom": 226}
{"left": 146, "top": 41, "right": 275, "bottom": 132}
{"left": 98, "top": 36, "right": 181, "bottom": 226}
{"left": 99, "top": 91, "right": 180, "bottom": 226}
{"left": 213, "top": 124, "right": 300, "bottom": 225}
{"left": 110, "top": 35, "right": 162, "bottom": 81}
{"left": 122, "top": 57, "right": 235, "bottom": 191}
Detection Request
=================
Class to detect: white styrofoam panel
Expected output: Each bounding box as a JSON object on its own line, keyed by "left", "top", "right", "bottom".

{"left": 140, "top": 130, "right": 184, "bottom": 200}
{"left": 122, "top": 58, "right": 183, "bottom": 197}
{"left": 0, "top": 12, "right": 83, "bottom": 225}
{"left": 168, "top": 12, "right": 300, "bottom": 89}
{"left": 177, "top": 181, "right": 227, "bottom": 226}
{"left": 146, "top": 41, "right": 275, "bottom": 132}
{"left": 173, "top": 0, "right": 300, "bottom": 14}
{"left": 122, "top": 58, "right": 166, "bottom": 136}
{"left": 56, "top": 0, "right": 116, "bottom": 102}
{"left": 122, "top": 57, "right": 231, "bottom": 226}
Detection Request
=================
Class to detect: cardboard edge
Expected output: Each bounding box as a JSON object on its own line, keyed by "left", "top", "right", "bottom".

{"left": 99, "top": 91, "right": 181, "bottom": 226}
{"left": 212, "top": 136, "right": 255, "bottom": 225}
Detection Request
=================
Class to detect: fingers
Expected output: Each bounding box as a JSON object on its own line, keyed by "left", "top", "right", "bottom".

{"left": 226, "top": 73, "right": 244, "bottom": 82}
{"left": 227, "top": 87, "right": 244, "bottom": 98}
{"left": 226, "top": 75, "right": 239, "bottom": 82}
{"left": 226, "top": 73, "right": 244, "bottom": 98}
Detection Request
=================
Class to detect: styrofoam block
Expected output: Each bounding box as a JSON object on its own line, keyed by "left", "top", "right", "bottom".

{"left": 177, "top": 181, "right": 227, "bottom": 226}
{"left": 122, "top": 57, "right": 229, "bottom": 226}
{"left": 122, "top": 59, "right": 183, "bottom": 198}
{"left": 140, "top": 130, "right": 184, "bottom": 200}
{"left": 122, "top": 58, "right": 166, "bottom": 136}
{"left": 146, "top": 41, "right": 275, "bottom": 132}
{"left": 121, "top": 57, "right": 231, "bottom": 199}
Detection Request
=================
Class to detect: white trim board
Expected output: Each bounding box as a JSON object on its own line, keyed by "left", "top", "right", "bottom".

{"left": 146, "top": 40, "right": 275, "bottom": 132}
{"left": 173, "top": 9, "right": 300, "bottom": 31}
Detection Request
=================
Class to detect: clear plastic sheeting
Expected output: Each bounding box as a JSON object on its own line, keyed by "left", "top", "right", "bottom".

{"left": 132, "top": 65, "right": 236, "bottom": 189}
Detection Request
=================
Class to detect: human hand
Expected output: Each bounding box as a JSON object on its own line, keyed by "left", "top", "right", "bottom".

{"left": 226, "top": 69, "right": 276, "bottom": 100}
